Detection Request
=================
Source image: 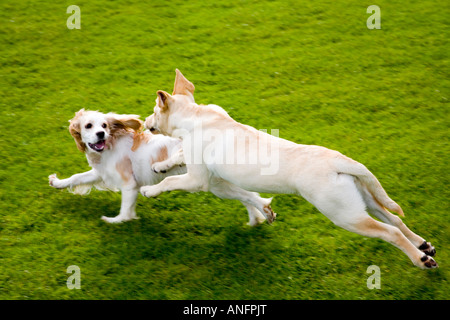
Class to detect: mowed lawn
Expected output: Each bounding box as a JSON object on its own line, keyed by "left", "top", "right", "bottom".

{"left": 0, "top": 0, "right": 448, "bottom": 300}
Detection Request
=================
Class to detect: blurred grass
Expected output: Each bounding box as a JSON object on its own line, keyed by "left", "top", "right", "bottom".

{"left": 0, "top": 0, "right": 448, "bottom": 299}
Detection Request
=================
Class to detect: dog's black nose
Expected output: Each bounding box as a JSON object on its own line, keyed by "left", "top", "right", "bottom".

{"left": 96, "top": 131, "right": 105, "bottom": 139}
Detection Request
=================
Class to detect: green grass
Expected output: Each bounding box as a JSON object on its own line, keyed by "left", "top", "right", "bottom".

{"left": 0, "top": 0, "right": 448, "bottom": 300}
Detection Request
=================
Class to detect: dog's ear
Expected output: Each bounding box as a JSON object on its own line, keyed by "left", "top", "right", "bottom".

{"left": 120, "top": 116, "right": 143, "bottom": 132}
{"left": 107, "top": 114, "right": 143, "bottom": 135}
{"left": 69, "top": 109, "right": 86, "bottom": 152}
{"left": 157, "top": 90, "right": 173, "bottom": 111}
{"left": 172, "top": 69, "right": 195, "bottom": 101}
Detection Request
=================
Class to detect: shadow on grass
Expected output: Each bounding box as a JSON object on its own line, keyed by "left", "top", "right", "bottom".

{"left": 52, "top": 192, "right": 283, "bottom": 299}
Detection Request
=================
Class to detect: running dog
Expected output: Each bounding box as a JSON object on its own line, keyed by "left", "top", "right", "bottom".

{"left": 141, "top": 69, "right": 437, "bottom": 269}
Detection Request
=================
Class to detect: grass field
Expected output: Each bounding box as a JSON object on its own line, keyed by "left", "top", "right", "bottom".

{"left": 0, "top": 0, "right": 448, "bottom": 300}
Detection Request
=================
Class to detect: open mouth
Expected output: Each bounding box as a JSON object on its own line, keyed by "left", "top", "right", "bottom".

{"left": 88, "top": 140, "right": 106, "bottom": 152}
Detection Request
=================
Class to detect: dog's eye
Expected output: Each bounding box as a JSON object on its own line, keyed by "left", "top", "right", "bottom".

{"left": 102, "top": 123, "right": 107, "bottom": 128}
{"left": 85, "top": 123, "right": 92, "bottom": 129}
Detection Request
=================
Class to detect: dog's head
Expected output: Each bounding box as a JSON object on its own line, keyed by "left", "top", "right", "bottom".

{"left": 145, "top": 69, "right": 195, "bottom": 136}
{"left": 69, "top": 109, "right": 143, "bottom": 153}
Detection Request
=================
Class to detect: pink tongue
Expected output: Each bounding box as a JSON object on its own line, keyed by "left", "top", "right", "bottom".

{"left": 96, "top": 141, "right": 105, "bottom": 148}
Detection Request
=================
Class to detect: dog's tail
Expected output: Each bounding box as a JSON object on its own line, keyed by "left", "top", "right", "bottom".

{"left": 334, "top": 156, "right": 404, "bottom": 217}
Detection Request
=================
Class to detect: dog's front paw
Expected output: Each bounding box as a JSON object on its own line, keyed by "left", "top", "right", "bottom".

{"left": 101, "top": 216, "right": 125, "bottom": 223}
{"left": 140, "top": 185, "right": 161, "bottom": 198}
{"left": 101, "top": 215, "right": 140, "bottom": 223}
{"left": 151, "top": 161, "right": 168, "bottom": 173}
{"left": 49, "top": 174, "right": 61, "bottom": 188}
{"left": 263, "top": 205, "right": 277, "bottom": 224}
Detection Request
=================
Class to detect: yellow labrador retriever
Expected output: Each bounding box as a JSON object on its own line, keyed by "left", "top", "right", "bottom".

{"left": 141, "top": 69, "right": 437, "bottom": 269}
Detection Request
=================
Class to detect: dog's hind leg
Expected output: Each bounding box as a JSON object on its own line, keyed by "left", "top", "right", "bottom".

{"left": 355, "top": 180, "right": 436, "bottom": 257}
{"left": 369, "top": 206, "right": 436, "bottom": 257}
{"left": 303, "top": 173, "right": 437, "bottom": 268}
{"left": 335, "top": 215, "right": 438, "bottom": 269}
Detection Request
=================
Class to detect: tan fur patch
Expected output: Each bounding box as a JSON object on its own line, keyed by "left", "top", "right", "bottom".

{"left": 132, "top": 132, "right": 152, "bottom": 152}
{"left": 150, "top": 146, "right": 169, "bottom": 166}
{"left": 69, "top": 109, "right": 86, "bottom": 152}
{"left": 116, "top": 156, "right": 133, "bottom": 183}
{"left": 108, "top": 116, "right": 143, "bottom": 137}
{"left": 356, "top": 218, "right": 387, "bottom": 234}
{"left": 156, "top": 146, "right": 168, "bottom": 162}
{"left": 355, "top": 218, "right": 413, "bottom": 252}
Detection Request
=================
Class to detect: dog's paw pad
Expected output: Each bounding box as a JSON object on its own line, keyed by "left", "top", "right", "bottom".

{"left": 420, "top": 255, "right": 438, "bottom": 269}
{"left": 263, "top": 206, "right": 276, "bottom": 224}
{"left": 419, "top": 241, "right": 436, "bottom": 257}
{"left": 151, "top": 162, "right": 169, "bottom": 174}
